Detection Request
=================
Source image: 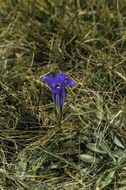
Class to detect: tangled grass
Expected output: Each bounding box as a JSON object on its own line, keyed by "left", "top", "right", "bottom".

{"left": 0, "top": 0, "right": 126, "bottom": 189}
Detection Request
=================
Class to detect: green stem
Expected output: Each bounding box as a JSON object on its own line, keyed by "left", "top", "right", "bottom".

{"left": 55, "top": 107, "right": 63, "bottom": 127}
{"left": 58, "top": 106, "right": 62, "bottom": 127}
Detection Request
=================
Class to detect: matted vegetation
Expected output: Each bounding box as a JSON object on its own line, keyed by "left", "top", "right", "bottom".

{"left": 0, "top": 0, "right": 126, "bottom": 189}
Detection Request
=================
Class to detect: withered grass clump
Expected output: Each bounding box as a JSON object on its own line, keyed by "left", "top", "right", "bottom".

{"left": 0, "top": 0, "right": 126, "bottom": 189}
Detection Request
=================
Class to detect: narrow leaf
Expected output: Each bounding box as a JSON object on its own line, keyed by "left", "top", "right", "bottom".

{"left": 80, "top": 154, "right": 100, "bottom": 164}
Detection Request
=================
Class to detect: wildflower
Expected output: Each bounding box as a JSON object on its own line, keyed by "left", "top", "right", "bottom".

{"left": 43, "top": 73, "right": 74, "bottom": 111}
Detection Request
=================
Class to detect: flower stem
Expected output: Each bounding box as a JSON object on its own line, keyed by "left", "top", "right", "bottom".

{"left": 55, "top": 107, "right": 63, "bottom": 127}
{"left": 58, "top": 107, "right": 62, "bottom": 127}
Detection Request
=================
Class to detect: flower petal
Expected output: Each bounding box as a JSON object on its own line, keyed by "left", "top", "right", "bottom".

{"left": 65, "top": 79, "right": 74, "bottom": 86}
{"left": 52, "top": 87, "right": 66, "bottom": 112}
{"left": 52, "top": 91, "right": 61, "bottom": 111}
{"left": 51, "top": 87, "right": 61, "bottom": 93}
{"left": 60, "top": 87, "right": 66, "bottom": 107}
{"left": 43, "top": 76, "right": 56, "bottom": 88}
{"left": 55, "top": 73, "right": 66, "bottom": 86}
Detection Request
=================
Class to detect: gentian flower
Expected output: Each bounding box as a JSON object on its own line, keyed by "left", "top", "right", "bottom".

{"left": 43, "top": 73, "right": 74, "bottom": 111}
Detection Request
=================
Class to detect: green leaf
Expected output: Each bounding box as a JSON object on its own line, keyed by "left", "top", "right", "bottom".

{"left": 95, "top": 170, "right": 115, "bottom": 189}
{"left": 96, "top": 93, "right": 103, "bottom": 121}
{"left": 80, "top": 154, "right": 101, "bottom": 164}
{"left": 113, "top": 135, "right": 125, "bottom": 149}
{"left": 86, "top": 143, "right": 106, "bottom": 154}
{"left": 100, "top": 142, "right": 116, "bottom": 163}
{"left": 15, "top": 153, "right": 27, "bottom": 178}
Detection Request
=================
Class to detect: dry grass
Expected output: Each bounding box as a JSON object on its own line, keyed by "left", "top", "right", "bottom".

{"left": 0, "top": 0, "right": 126, "bottom": 189}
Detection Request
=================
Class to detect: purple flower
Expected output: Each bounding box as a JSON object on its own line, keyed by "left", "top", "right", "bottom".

{"left": 43, "top": 73, "right": 74, "bottom": 111}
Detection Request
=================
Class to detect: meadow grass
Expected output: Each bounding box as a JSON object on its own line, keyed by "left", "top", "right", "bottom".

{"left": 0, "top": 0, "right": 126, "bottom": 189}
